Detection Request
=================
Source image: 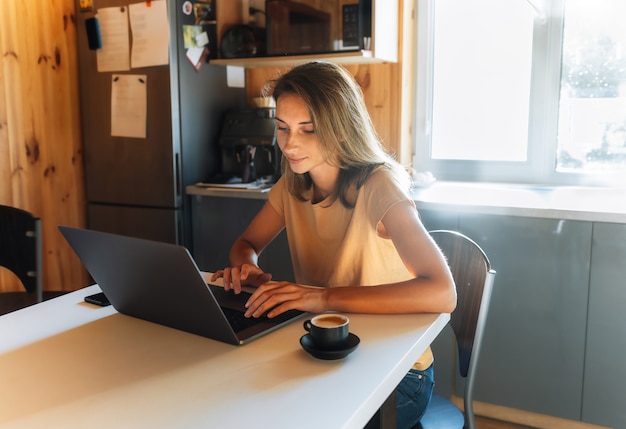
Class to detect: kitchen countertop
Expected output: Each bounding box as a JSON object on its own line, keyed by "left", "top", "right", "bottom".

{"left": 188, "top": 183, "right": 272, "bottom": 200}
{"left": 187, "top": 182, "right": 626, "bottom": 223}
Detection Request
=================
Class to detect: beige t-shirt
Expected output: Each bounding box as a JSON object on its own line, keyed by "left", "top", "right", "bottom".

{"left": 268, "top": 167, "right": 433, "bottom": 370}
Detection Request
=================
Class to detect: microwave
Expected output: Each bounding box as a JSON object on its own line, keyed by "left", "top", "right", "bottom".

{"left": 265, "top": 0, "right": 372, "bottom": 56}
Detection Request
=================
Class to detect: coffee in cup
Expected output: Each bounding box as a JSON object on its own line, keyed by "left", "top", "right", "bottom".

{"left": 303, "top": 314, "right": 349, "bottom": 349}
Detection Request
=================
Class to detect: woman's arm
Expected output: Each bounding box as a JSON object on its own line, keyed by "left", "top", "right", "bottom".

{"left": 243, "top": 200, "right": 456, "bottom": 318}
{"left": 210, "top": 201, "right": 285, "bottom": 293}
{"left": 324, "top": 200, "right": 457, "bottom": 314}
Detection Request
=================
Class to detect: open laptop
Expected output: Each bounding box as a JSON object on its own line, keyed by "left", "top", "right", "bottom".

{"left": 58, "top": 225, "right": 304, "bottom": 345}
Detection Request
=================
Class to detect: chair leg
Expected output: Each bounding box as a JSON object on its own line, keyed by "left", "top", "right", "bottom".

{"left": 35, "top": 219, "right": 43, "bottom": 303}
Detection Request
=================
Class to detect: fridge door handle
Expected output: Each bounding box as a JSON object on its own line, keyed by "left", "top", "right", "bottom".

{"left": 175, "top": 153, "right": 182, "bottom": 198}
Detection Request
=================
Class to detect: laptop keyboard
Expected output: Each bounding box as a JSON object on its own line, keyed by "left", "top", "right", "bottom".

{"left": 209, "top": 285, "right": 305, "bottom": 333}
{"left": 220, "top": 305, "right": 305, "bottom": 333}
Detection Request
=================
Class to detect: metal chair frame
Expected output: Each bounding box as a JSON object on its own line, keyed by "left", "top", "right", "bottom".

{"left": 418, "top": 230, "right": 496, "bottom": 429}
{"left": 0, "top": 204, "right": 43, "bottom": 305}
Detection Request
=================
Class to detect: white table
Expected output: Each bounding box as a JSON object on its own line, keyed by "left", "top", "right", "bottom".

{"left": 0, "top": 285, "right": 449, "bottom": 429}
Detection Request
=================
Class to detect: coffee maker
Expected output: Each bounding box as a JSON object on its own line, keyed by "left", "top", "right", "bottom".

{"left": 215, "top": 108, "right": 280, "bottom": 183}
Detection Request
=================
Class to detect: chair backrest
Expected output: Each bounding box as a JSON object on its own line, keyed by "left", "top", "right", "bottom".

{"left": 0, "top": 205, "right": 42, "bottom": 301}
{"left": 430, "top": 230, "right": 496, "bottom": 424}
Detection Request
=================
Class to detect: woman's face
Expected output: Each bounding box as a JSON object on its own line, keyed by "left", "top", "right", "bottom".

{"left": 274, "top": 94, "right": 329, "bottom": 176}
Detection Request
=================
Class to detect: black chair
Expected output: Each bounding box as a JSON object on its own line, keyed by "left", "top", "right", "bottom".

{"left": 0, "top": 205, "right": 45, "bottom": 314}
{"left": 417, "top": 230, "right": 496, "bottom": 429}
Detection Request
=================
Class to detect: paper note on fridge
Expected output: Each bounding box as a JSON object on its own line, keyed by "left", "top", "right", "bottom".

{"left": 129, "top": 0, "right": 170, "bottom": 68}
{"left": 96, "top": 6, "right": 130, "bottom": 72}
{"left": 111, "top": 74, "right": 147, "bottom": 139}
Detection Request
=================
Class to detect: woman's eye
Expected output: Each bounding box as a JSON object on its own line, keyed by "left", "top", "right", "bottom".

{"left": 303, "top": 129, "right": 315, "bottom": 134}
{"left": 276, "top": 126, "right": 288, "bottom": 132}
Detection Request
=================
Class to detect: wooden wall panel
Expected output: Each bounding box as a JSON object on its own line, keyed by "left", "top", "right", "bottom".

{"left": 0, "top": 0, "right": 89, "bottom": 293}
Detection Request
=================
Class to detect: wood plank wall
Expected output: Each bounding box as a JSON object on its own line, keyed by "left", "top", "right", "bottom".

{"left": 0, "top": 0, "right": 89, "bottom": 292}
{"left": 0, "top": 0, "right": 412, "bottom": 294}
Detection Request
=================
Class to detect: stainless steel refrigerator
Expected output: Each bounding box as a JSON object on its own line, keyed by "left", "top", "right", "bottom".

{"left": 74, "top": 0, "right": 244, "bottom": 248}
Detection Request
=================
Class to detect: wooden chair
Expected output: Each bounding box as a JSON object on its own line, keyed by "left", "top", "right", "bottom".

{"left": 0, "top": 205, "right": 44, "bottom": 314}
{"left": 417, "top": 230, "right": 496, "bottom": 429}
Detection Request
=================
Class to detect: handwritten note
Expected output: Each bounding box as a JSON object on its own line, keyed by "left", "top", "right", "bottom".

{"left": 96, "top": 7, "right": 130, "bottom": 72}
{"left": 129, "top": 0, "right": 169, "bottom": 68}
{"left": 111, "top": 74, "right": 147, "bottom": 138}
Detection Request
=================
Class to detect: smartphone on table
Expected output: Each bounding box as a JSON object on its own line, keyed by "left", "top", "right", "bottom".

{"left": 84, "top": 292, "right": 111, "bottom": 306}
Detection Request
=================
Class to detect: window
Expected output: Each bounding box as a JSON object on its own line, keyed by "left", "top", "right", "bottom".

{"left": 414, "top": 0, "right": 626, "bottom": 186}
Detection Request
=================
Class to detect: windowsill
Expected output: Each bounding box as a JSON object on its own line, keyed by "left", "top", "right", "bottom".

{"left": 411, "top": 181, "right": 626, "bottom": 223}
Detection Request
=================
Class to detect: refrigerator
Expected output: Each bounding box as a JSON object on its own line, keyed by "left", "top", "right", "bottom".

{"left": 74, "top": 0, "right": 245, "bottom": 249}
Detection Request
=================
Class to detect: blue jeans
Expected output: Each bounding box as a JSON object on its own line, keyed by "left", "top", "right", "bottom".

{"left": 396, "top": 364, "right": 435, "bottom": 429}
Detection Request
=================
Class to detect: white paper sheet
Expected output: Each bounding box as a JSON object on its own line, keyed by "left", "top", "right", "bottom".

{"left": 111, "top": 74, "right": 147, "bottom": 138}
{"left": 96, "top": 7, "right": 130, "bottom": 72}
{"left": 226, "top": 66, "right": 245, "bottom": 88}
{"left": 129, "top": 0, "right": 169, "bottom": 68}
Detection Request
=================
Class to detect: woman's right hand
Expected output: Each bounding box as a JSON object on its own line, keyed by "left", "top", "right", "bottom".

{"left": 210, "top": 264, "right": 272, "bottom": 294}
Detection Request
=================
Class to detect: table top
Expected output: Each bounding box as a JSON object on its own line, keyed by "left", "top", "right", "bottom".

{"left": 0, "top": 285, "right": 449, "bottom": 429}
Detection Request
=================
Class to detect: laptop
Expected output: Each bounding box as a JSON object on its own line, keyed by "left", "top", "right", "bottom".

{"left": 58, "top": 225, "right": 304, "bottom": 345}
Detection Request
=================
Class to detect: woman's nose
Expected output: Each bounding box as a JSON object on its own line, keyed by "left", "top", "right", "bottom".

{"left": 281, "top": 133, "right": 297, "bottom": 153}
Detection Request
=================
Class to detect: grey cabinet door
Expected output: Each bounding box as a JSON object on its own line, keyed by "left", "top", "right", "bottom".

{"left": 190, "top": 195, "right": 294, "bottom": 282}
{"left": 460, "top": 215, "right": 591, "bottom": 419}
{"left": 417, "top": 208, "right": 459, "bottom": 232}
{"left": 583, "top": 223, "right": 626, "bottom": 428}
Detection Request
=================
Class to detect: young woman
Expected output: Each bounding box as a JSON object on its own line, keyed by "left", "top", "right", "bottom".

{"left": 211, "top": 61, "right": 456, "bottom": 428}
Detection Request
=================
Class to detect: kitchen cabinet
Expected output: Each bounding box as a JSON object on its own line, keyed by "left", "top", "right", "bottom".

{"left": 420, "top": 209, "right": 626, "bottom": 428}
{"left": 461, "top": 214, "right": 591, "bottom": 420}
{"left": 420, "top": 211, "right": 592, "bottom": 419}
{"left": 190, "top": 194, "right": 294, "bottom": 281}
{"left": 582, "top": 222, "right": 626, "bottom": 428}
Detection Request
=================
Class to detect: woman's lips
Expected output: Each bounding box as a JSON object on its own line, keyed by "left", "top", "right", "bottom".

{"left": 286, "top": 156, "right": 304, "bottom": 165}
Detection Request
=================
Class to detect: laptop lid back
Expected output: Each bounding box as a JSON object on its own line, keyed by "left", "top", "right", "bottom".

{"left": 59, "top": 226, "right": 243, "bottom": 344}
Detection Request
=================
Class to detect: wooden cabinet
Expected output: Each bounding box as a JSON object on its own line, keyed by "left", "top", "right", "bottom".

{"left": 211, "top": 0, "right": 398, "bottom": 67}
{"left": 265, "top": 0, "right": 332, "bottom": 56}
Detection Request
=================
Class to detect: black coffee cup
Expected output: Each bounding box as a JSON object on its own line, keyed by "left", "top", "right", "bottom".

{"left": 303, "top": 314, "right": 349, "bottom": 349}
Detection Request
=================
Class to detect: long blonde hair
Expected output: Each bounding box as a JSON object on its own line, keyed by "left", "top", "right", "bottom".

{"left": 266, "top": 61, "right": 411, "bottom": 207}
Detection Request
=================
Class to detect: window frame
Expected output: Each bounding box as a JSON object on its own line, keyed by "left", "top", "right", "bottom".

{"left": 413, "top": 0, "right": 626, "bottom": 187}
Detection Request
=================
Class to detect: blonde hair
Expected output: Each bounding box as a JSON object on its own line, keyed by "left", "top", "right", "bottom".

{"left": 265, "top": 61, "right": 411, "bottom": 207}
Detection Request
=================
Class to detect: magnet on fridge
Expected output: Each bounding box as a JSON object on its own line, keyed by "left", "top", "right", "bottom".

{"left": 79, "top": 0, "right": 93, "bottom": 11}
{"left": 85, "top": 17, "right": 102, "bottom": 50}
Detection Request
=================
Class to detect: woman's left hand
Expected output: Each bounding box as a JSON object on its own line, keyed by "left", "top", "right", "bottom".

{"left": 244, "top": 281, "right": 327, "bottom": 318}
